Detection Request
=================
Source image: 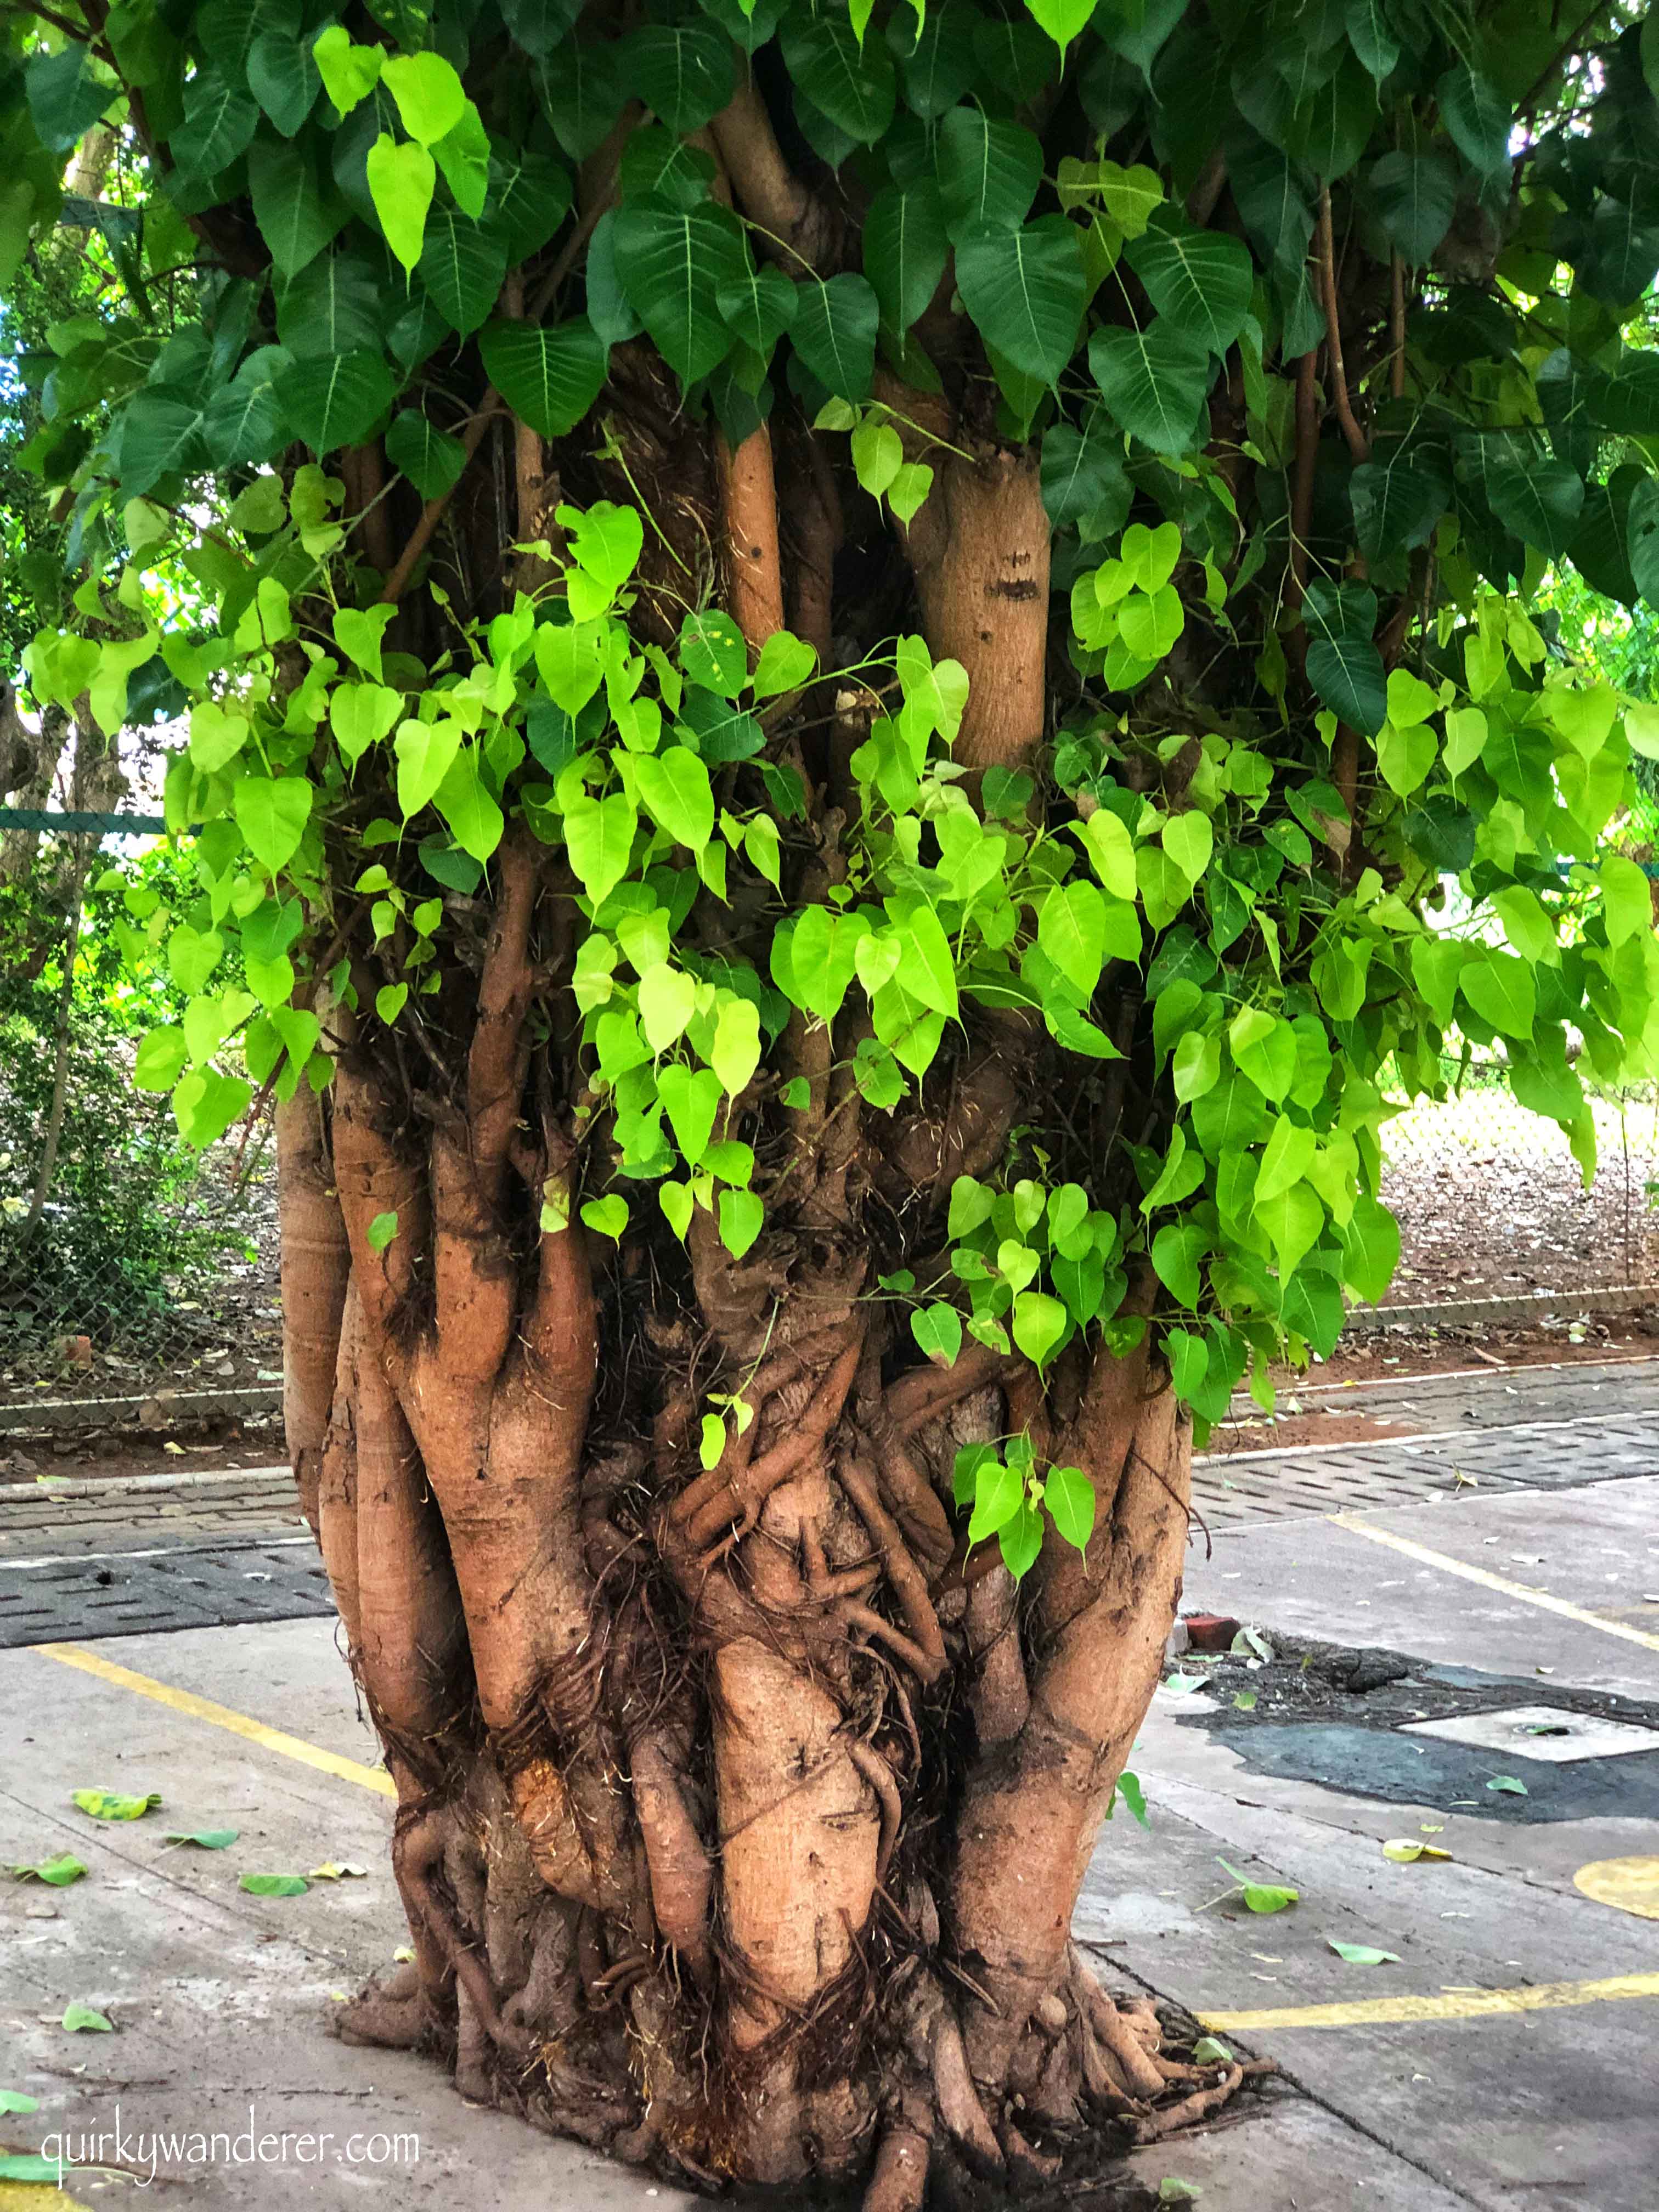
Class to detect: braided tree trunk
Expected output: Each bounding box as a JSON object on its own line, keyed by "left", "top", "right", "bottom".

{"left": 278, "top": 435, "right": 1220, "bottom": 2208}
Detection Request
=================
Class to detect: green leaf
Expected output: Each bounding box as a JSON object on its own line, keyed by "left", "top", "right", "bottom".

{"left": 71, "top": 1788, "right": 160, "bottom": 1821}
{"left": 613, "top": 199, "right": 747, "bottom": 385}
{"left": 1158, "top": 2177, "right": 1203, "bottom": 2203}
{"left": 565, "top": 792, "right": 638, "bottom": 906}
{"left": 912, "top": 1304, "right": 963, "bottom": 1366}
{"left": 313, "top": 25, "right": 383, "bottom": 115}
{"left": 1485, "top": 453, "right": 1584, "bottom": 562}
{"left": 62, "top": 2002, "right": 114, "bottom": 2033}
{"left": 1152, "top": 1221, "right": 1205, "bottom": 1308}
{"left": 164, "top": 1828, "right": 240, "bottom": 1849}
{"left": 10, "top": 1853, "right": 87, "bottom": 1886}
{"left": 1042, "top": 408, "right": 1131, "bottom": 533}
{"left": 1089, "top": 325, "right": 1213, "bottom": 455}
{"left": 1341, "top": 1192, "right": 1400, "bottom": 1304}
{"left": 247, "top": 139, "right": 343, "bottom": 280}
{"left": 365, "top": 133, "right": 435, "bottom": 274}
{"left": 1460, "top": 951, "right": 1536, "bottom": 1040}
{"left": 792, "top": 273, "right": 880, "bottom": 400}
{"left": 936, "top": 107, "right": 1041, "bottom": 235}
{"left": 27, "top": 44, "right": 116, "bottom": 153}
{"left": 634, "top": 746, "right": 714, "bottom": 851}
{"left": 1125, "top": 209, "right": 1254, "bottom": 355}
{"left": 1012, "top": 1290, "right": 1068, "bottom": 1367}
{"left": 1350, "top": 451, "right": 1444, "bottom": 567}
{"left": 435, "top": 749, "right": 503, "bottom": 862}
{"left": 1303, "top": 579, "right": 1385, "bottom": 737}
{"left": 240, "top": 1872, "right": 310, "bottom": 1896}
{"left": 117, "top": 393, "right": 204, "bottom": 500}
{"left": 0, "top": 2092, "right": 40, "bottom": 2114}
{"left": 478, "top": 318, "right": 607, "bottom": 438}
{"left": 1368, "top": 149, "right": 1457, "bottom": 266}
{"left": 626, "top": 22, "right": 735, "bottom": 133}
{"left": 420, "top": 207, "right": 507, "bottom": 336}
{"left": 1328, "top": 1939, "right": 1401, "bottom": 1964}
{"left": 752, "top": 630, "right": 818, "bottom": 699}
{"left": 955, "top": 216, "right": 1085, "bottom": 387}
{"left": 382, "top": 50, "right": 466, "bottom": 145}
{"left": 1043, "top": 1463, "right": 1095, "bottom": 1550}
{"left": 384, "top": 410, "right": 466, "bottom": 500}
{"left": 1486, "top": 1775, "right": 1528, "bottom": 1796}
{"left": 234, "top": 777, "right": 313, "bottom": 875}
{"left": 366, "top": 1211, "right": 399, "bottom": 1251}
{"left": 719, "top": 1188, "right": 764, "bottom": 1259}
{"left": 1039, "top": 878, "right": 1107, "bottom": 1000}
{"left": 862, "top": 183, "right": 948, "bottom": 335}
{"left": 581, "top": 1194, "right": 629, "bottom": 1240}
{"left": 711, "top": 996, "right": 761, "bottom": 1095}
{"left": 1437, "top": 62, "right": 1509, "bottom": 178}
{"left": 169, "top": 65, "right": 259, "bottom": 178}
{"left": 276, "top": 351, "right": 395, "bottom": 454}
{"left": 967, "top": 1455, "right": 1023, "bottom": 1544}
{"left": 249, "top": 28, "right": 320, "bottom": 135}
{"left": 717, "top": 262, "right": 798, "bottom": 356}
{"left": 1218, "top": 1858, "right": 1299, "bottom": 1914}
{"left": 780, "top": 12, "right": 895, "bottom": 143}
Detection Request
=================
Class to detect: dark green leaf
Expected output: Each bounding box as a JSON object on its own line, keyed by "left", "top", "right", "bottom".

{"left": 169, "top": 66, "right": 259, "bottom": 179}
{"left": 275, "top": 349, "right": 396, "bottom": 452}
{"left": 385, "top": 408, "right": 466, "bottom": 498}
{"left": 247, "top": 137, "right": 344, "bottom": 279}
{"left": 27, "top": 45, "right": 116, "bottom": 153}
{"left": 1368, "top": 148, "right": 1457, "bottom": 264}
{"left": 624, "top": 23, "right": 735, "bottom": 134}
{"left": 419, "top": 207, "right": 507, "bottom": 335}
{"left": 716, "top": 263, "right": 797, "bottom": 356}
{"left": 1345, "top": 0, "right": 1400, "bottom": 78}
{"left": 478, "top": 317, "right": 607, "bottom": 436}
{"left": 862, "top": 182, "right": 947, "bottom": 335}
{"left": 955, "top": 216, "right": 1085, "bottom": 386}
{"left": 117, "top": 390, "right": 204, "bottom": 495}
{"left": 791, "top": 272, "right": 879, "bottom": 400}
{"left": 897, "top": 8, "right": 978, "bottom": 119}
{"left": 936, "top": 108, "right": 1042, "bottom": 238}
{"left": 201, "top": 343, "right": 291, "bottom": 467}
{"left": 539, "top": 40, "right": 626, "bottom": 162}
{"left": 1088, "top": 323, "right": 1214, "bottom": 454}
{"left": 275, "top": 249, "right": 386, "bottom": 359}
{"left": 1125, "top": 207, "right": 1254, "bottom": 354}
{"left": 612, "top": 198, "right": 747, "bottom": 384}
{"left": 780, "top": 13, "right": 896, "bottom": 145}
{"left": 1437, "top": 62, "right": 1509, "bottom": 178}
{"left": 1350, "top": 450, "right": 1444, "bottom": 565}
{"left": 1303, "top": 578, "right": 1386, "bottom": 735}
{"left": 1485, "top": 452, "right": 1583, "bottom": 561}
{"left": 1041, "top": 407, "right": 1131, "bottom": 531}
{"left": 247, "top": 27, "right": 319, "bottom": 136}
{"left": 485, "top": 148, "right": 572, "bottom": 263}
{"left": 502, "top": 0, "right": 583, "bottom": 57}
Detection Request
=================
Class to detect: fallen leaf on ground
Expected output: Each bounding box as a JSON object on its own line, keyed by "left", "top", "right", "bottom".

{"left": 240, "top": 1873, "right": 309, "bottom": 1897}
{"left": 1233, "top": 1690, "right": 1257, "bottom": 1711}
{"left": 163, "top": 1829, "right": 239, "bottom": 1850}
{"left": 308, "top": 1863, "right": 368, "bottom": 1881}
{"left": 1486, "top": 1776, "right": 1528, "bottom": 1796}
{"left": 1158, "top": 2183, "right": 1203, "bottom": 2204}
{"left": 1218, "top": 1859, "right": 1298, "bottom": 1913}
{"left": 1383, "top": 1838, "right": 1451, "bottom": 1863}
{"left": 71, "top": 1789, "right": 161, "bottom": 1822}
{"left": 1162, "top": 1673, "right": 1207, "bottom": 1695}
{"left": 1328, "top": 1940, "right": 1401, "bottom": 1965}
{"left": 61, "top": 2003, "right": 112, "bottom": 2033}
{"left": 1190, "top": 2036, "right": 1233, "bottom": 2065}
{"left": 0, "top": 2091, "right": 40, "bottom": 2114}
{"left": 9, "top": 1854, "right": 87, "bottom": 1887}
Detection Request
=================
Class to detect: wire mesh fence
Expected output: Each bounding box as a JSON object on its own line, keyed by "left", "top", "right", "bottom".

{"left": 1378, "top": 1054, "right": 1659, "bottom": 1307}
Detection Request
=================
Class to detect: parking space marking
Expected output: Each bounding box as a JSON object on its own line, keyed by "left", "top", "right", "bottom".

{"left": 1333, "top": 1519, "right": 1659, "bottom": 1654}
{"left": 1203, "top": 1971, "right": 1659, "bottom": 2033}
{"left": 27, "top": 1642, "right": 396, "bottom": 1798}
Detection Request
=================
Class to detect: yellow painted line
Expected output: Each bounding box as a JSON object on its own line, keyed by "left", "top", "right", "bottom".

{"left": 1332, "top": 1519, "right": 1659, "bottom": 1655}
{"left": 27, "top": 1643, "right": 395, "bottom": 1799}
{"left": 1203, "top": 1971, "right": 1659, "bottom": 2033}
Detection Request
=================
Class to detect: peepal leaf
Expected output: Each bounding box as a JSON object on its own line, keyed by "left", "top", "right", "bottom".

{"left": 1218, "top": 1858, "right": 1298, "bottom": 1913}
{"left": 72, "top": 1788, "right": 161, "bottom": 1821}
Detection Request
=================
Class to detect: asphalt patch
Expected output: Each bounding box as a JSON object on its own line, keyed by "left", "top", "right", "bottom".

{"left": 1169, "top": 1631, "right": 1659, "bottom": 1824}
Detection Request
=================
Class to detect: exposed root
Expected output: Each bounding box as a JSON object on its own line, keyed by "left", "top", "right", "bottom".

{"left": 1126, "top": 2063, "right": 1246, "bottom": 2144}
{"left": 331, "top": 1963, "right": 430, "bottom": 2051}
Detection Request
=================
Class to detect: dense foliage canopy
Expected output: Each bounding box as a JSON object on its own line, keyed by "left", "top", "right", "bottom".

{"left": 5, "top": 0, "right": 1659, "bottom": 1538}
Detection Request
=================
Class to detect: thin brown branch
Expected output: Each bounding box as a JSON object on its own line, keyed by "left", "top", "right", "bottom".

{"left": 1389, "top": 250, "right": 1406, "bottom": 401}
{"left": 1316, "top": 185, "right": 1368, "bottom": 465}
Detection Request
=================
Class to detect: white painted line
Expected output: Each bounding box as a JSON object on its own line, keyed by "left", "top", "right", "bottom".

{"left": 1197, "top": 1406, "right": 1654, "bottom": 1469}
{"left": 1, "top": 1536, "right": 315, "bottom": 1570}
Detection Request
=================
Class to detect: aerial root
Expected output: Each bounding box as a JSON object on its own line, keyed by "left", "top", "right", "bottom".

{"left": 331, "top": 1962, "right": 428, "bottom": 2051}
{"left": 861, "top": 2123, "right": 932, "bottom": 2212}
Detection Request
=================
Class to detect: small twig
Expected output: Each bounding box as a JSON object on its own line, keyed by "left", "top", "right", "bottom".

{"left": 1316, "top": 186, "right": 1368, "bottom": 465}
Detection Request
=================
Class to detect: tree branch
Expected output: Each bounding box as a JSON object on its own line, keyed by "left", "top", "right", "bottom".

{"left": 1316, "top": 185, "right": 1368, "bottom": 465}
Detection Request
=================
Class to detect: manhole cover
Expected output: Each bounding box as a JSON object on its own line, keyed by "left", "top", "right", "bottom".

{"left": 1398, "top": 1704, "right": 1659, "bottom": 1763}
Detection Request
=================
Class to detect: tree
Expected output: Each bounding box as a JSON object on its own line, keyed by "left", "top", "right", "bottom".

{"left": 5, "top": 0, "right": 1658, "bottom": 2199}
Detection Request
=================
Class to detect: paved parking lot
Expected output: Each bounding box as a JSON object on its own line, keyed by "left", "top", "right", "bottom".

{"left": 2, "top": 1359, "right": 1656, "bottom": 2208}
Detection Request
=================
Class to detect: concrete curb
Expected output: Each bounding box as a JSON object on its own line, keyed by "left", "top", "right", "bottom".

{"left": 0, "top": 1384, "right": 282, "bottom": 1435}
{"left": 1345, "top": 1283, "right": 1656, "bottom": 1331}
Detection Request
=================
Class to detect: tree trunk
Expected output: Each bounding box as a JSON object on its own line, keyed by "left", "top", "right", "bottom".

{"left": 285, "top": 1102, "right": 1204, "bottom": 2200}
{"left": 277, "top": 403, "right": 1228, "bottom": 2202}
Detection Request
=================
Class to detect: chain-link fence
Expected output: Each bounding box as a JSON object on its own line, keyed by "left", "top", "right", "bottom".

{"left": 1379, "top": 1053, "right": 1659, "bottom": 1306}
